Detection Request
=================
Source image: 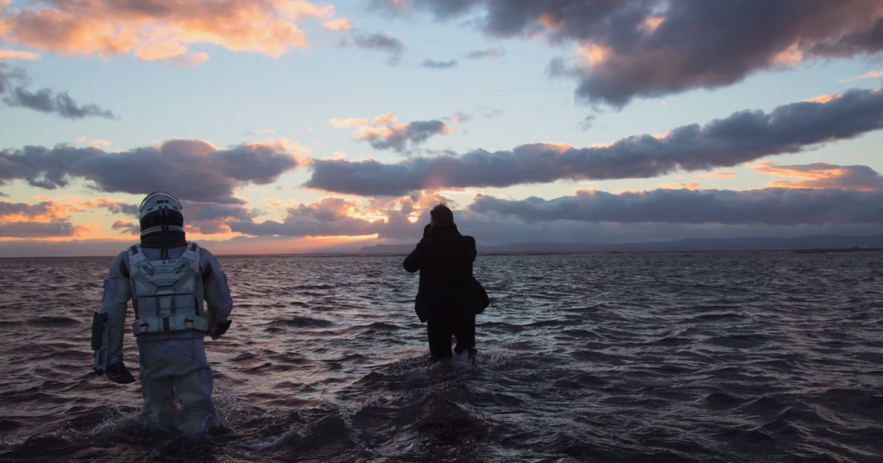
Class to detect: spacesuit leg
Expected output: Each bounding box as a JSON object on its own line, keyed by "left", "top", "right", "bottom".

{"left": 173, "top": 361, "right": 216, "bottom": 437}
{"left": 137, "top": 337, "right": 216, "bottom": 437}
{"left": 137, "top": 340, "right": 176, "bottom": 430}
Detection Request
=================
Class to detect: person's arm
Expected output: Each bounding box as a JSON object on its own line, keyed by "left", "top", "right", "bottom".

{"left": 403, "top": 224, "right": 430, "bottom": 273}
{"left": 466, "top": 236, "right": 477, "bottom": 263}
{"left": 200, "top": 248, "right": 234, "bottom": 339}
{"left": 99, "top": 252, "right": 135, "bottom": 383}
{"left": 403, "top": 243, "right": 422, "bottom": 273}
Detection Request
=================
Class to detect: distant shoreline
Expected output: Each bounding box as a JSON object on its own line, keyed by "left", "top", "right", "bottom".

{"left": 792, "top": 247, "right": 883, "bottom": 254}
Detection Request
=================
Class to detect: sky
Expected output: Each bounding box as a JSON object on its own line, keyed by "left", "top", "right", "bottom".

{"left": 1, "top": 0, "right": 883, "bottom": 257}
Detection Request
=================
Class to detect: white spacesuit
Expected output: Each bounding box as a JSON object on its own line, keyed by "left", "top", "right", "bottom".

{"left": 92, "top": 191, "right": 233, "bottom": 437}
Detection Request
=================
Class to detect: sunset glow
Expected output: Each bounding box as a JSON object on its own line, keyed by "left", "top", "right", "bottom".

{"left": 1, "top": 0, "right": 882, "bottom": 256}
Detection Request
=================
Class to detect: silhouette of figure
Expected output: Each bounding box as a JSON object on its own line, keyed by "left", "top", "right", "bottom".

{"left": 403, "top": 204, "right": 481, "bottom": 360}
{"left": 91, "top": 191, "right": 233, "bottom": 437}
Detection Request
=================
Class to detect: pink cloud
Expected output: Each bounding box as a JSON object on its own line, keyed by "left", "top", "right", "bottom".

{"left": 804, "top": 93, "right": 842, "bottom": 103}
{"left": 659, "top": 182, "right": 700, "bottom": 190}
{"left": 0, "top": 48, "right": 41, "bottom": 60}
{"left": 0, "top": 0, "right": 348, "bottom": 64}
{"left": 699, "top": 172, "right": 736, "bottom": 179}
{"left": 750, "top": 162, "right": 883, "bottom": 191}
{"left": 323, "top": 18, "right": 352, "bottom": 31}
{"left": 839, "top": 70, "right": 883, "bottom": 83}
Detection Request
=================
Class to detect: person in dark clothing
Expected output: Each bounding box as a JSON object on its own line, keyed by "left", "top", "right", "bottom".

{"left": 403, "top": 204, "right": 480, "bottom": 360}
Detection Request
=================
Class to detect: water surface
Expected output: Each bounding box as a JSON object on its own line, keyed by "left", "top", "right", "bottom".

{"left": 0, "top": 252, "right": 882, "bottom": 462}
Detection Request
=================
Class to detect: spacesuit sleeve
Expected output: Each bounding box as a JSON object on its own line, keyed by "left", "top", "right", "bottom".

{"left": 200, "top": 249, "right": 233, "bottom": 325}
{"left": 100, "top": 252, "right": 131, "bottom": 365}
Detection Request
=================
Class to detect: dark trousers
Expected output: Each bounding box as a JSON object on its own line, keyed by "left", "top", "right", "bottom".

{"left": 427, "top": 309, "right": 476, "bottom": 359}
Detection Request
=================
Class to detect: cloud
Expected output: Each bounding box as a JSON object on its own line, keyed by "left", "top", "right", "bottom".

{"left": 448, "top": 112, "right": 472, "bottom": 124}
{"left": 6, "top": 189, "right": 883, "bottom": 251}
{"left": 659, "top": 182, "right": 700, "bottom": 190}
{"left": 0, "top": 221, "right": 77, "bottom": 238}
{"left": 111, "top": 220, "right": 140, "bottom": 236}
{"left": 468, "top": 188, "right": 883, "bottom": 226}
{"left": 465, "top": 49, "right": 505, "bottom": 60}
{"left": 229, "top": 192, "right": 455, "bottom": 239}
{"left": 840, "top": 70, "right": 883, "bottom": 83}
{"left": 66, "top": 197, "right": 140, "bottom": 216}
{"left": 0, "top": 199, "right": 80, "bottom": 238}
{"left": 323, "top": 18, "right": 353, "bottom": 31}
{"left": 176, "top": 187, "right": 883, "bottom": 246}
{"left": 0, "top": 0, "right": 348, "bottom": 64}
{"left": 388, "top": 0, "right": 883, "bottom": 107}
{"left": 77, "top": 137, "right": 112, "bottom": 149}
{"left": 0, "top": 192, "right": 7, "bottom": 197}
{"left": 0, "top": 49, "right": 41, "bottom": 60}
{"left": 0, "top": 139, "right": 301, "bottom": 204}
{"left": 180, "top": 200, "right": 264, "bottom": 234}
{"left": 804, "top": 93, "right": 842, "bottom": 104}
{"left": 699, "top": 172, "right": 736, "bottom": 179}
{"left": 751, "top": 162, "right": 883, "bottom": 191}
{"left": 103, "top": 200, "right": 259, "bottom": 236}
{"left": 230, "top": 197, "right": 389, "bottom": 237}
{"left": 0, "top": 64, "right": 116, "bottom": 119}
{"left": 331, "top": 113, "right": 455, "bottom": 152}
{"left": 421, "top": 59, "right": 457, "bottom": 69}
{"left": 337, "top": 32, "right": 404, "bottom": 64}
{"left": 0, "top": 199, "right": 68, "bottom": 221}
{"left": 306, "top": 88, "right": 883, "bottom": 196}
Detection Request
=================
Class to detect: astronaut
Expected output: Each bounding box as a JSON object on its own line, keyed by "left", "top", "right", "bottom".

{"left": 91, "top": 191, "right": 233, "bottom": 437}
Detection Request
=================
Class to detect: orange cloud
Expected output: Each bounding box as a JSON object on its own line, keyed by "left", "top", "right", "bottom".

{"left": 324, "top": 150, "right": 348, "bottom": 160}
{"left": 539, "top": 12, "right": 565, "bottom": 30}
{"left": 0, "top": 0, "right": 348, "bottom": 64}
{"left": 0, "top": 197, "right": 117, "bottom": 240}
{"left": 750, "top": 161, "right": 883, "bottom": 191}
{"left": 576, "top": 43, "right": 611, "bottom": 66}
{"left": 804, "top": 93, "right": 841, "bottom": 103}
{"left": 659, "top": 182, "right": 701, "bottom": 190}
{"left": 771, "top": 43, "right": 805, "bottom": 65}
{"left": 839, "top": 70, "right": 883, "bottom": 83}
{"left": 322, "top": 18, "right": 352, "bottom": 31}
{"left": 699, "top": 172, "right": 736, "bottom": 179}
{"left": 640, "top": 15, "right": 665, "bottom": 34}
{"left": 77, "top": 137, "right": 111, "bottom": 149}
{"left": 0, "top": 48, "right": 41, "bottom": 60}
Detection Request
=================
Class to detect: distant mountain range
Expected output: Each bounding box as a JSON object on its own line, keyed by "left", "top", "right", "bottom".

{"left": 358, "top": 235, "right": 883, "bottom": 255}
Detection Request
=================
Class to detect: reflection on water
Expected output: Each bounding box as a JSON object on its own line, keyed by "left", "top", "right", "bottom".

{"left": 1, "top": 252, "right": 882, "bottom": 462}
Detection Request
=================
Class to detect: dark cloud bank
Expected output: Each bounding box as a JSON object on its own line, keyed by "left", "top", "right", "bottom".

{"left": 376, "top": 0, "right": 883, "bottom": 107}
{"left": 0, "top": 139, "right": 299, "bottom": 204}
{"left": 307, "top": 88, "right": 883, "bottom": 196}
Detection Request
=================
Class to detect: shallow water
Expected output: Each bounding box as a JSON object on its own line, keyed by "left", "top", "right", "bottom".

{"left": 1, "top": 252, "right": 882, "bottom": 462}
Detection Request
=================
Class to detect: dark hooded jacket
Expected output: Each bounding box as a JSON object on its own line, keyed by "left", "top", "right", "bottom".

{"left": 403, "top": 223, "right": 480, "bottom": 322}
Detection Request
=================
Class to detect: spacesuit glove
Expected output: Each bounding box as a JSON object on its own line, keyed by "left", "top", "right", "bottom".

{"left": 105, "top": 362, "right": 135, "bottom": 384}
{"left": 208, "top": 319, "right": 232, "bottom": 340}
